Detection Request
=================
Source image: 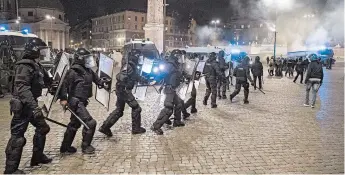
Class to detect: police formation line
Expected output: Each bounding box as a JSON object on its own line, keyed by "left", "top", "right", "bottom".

{"left": 5, "top": 38, "right": 314, "bottom": 174}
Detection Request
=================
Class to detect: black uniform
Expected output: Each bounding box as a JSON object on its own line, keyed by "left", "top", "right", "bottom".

{"left": 230, "top": 57, "right": 253, "bottom": 104}
{"left": 251, "top": 57, "right": 263, "bottom": 90}
{"left": 5, "top": 42, "right": 52, "bottom": 174}
{"left": 99, "top": 54, "right": 147, "bottom": 136}
{"left": 203, "top": 54, "right": 223, "bottom": 108}
{"left": 59, "top": 49, "right": 106, "bottom": 154}
{"left": 151, "top": 55, "right": 185, "bottom": 135}
{"left": 285, "top": 59, "right": 294, "bottom": 77}
{"left": 293, "top": 58, "right": 304, "bottom": 84}
{"left": 217, "top": 52, "right": 229, "bottom": 99}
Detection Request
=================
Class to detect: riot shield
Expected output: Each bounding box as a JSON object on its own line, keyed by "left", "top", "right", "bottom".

{"left": 178, "top": 59, "right": 199, "bottom": 100}
{"left": 43, "top": 53, "right": 70, "bottom": 118}
{"left": 95, "top": 54, "right": 114, "bottom": 111}
{"left": 132, "top": 58, "right": 154, "bottom": 101}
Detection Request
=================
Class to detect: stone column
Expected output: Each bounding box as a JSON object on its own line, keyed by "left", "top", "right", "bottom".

{"left": 62, "top": 31, "right": 65, "bottom": 50}
{"left": 39, "top": 30, "right": 43, "bottom": 40}
{"left": 45, "top": 30, "right": 48, "bottom": 44}
{"left": 144, "top": 0, "right": 164, "bottom": 53}
{"left": 57, "top": 31, "right": 60, "bottom": 50}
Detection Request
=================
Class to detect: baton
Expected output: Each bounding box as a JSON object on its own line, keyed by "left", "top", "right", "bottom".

{"left": 44, "top": 117, "right": 68, "bottom": 128}
{"left": 66, "top": 107, "right": 90, "bottom": 130}
{"left": 258, "top": 88, "right": 266, "bottom": 94}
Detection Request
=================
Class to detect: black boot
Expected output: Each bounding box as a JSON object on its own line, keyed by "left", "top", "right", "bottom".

{"left": 230, "top": 95, "right": 234, "bottom": 103}
{"left": 190, "top": 108, "right": 198, "bottom": 114}
{"left": 203, "top": 99, "right": 207, "bottom": 105}
{"left": 165, "top": 119, "right": 172, "bottom": 125}
{"left": 82, "top": 145, "right": 95, "bottom": 154}
{"left": 132, "top": 127, "right": 146, "bottom": 135}
{"left": 244, "top": 100, "right": 249, "bottom": 104}
{"left": 4, "top": 169, "right": 25, "bottom": 174}
{"left": 98, "top": 126, "right": 113, "bottom": 137}
{"left": 150, "top": 126, "right": 163, "bottom": 135}
{"left": 60, "top": 146, "right": 77, "bottom": 154}
{"left": 183, "top": 112, "right": 191, "bottom": 120}
{"left": 222, "top": 95, "right": 227, "bottom": 99}
{"left": 31, "top": 154, "right": 52, "bottom": 166}
{"left": 173, "top": 121, "right": 185, "bottom": 127}
{"left": 211, "top": 104, "right": 217, "bottom": 108}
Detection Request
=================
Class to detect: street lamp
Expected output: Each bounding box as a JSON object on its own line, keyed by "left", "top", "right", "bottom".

{"left": 15, "top": 16, "right": 21, "bottom": 31}
{"left": 46, "top": 15, "right": 56, "bottom": 48}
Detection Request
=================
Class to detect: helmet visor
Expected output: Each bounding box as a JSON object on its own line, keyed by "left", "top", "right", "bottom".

{"left": 84, "top": 55, "right": 96, "bottom": 68}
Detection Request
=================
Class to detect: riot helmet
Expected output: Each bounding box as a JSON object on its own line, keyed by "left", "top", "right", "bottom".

{"left": 218, "top": 50, "right": 225, "bottom": 58}
{"left": 74, "top": 48, "right": 95, "bottom": 68}
{"left": 309, "top": 54, "right": 318, "bottom": 61}
{"left": 170, "top": 49, "right": 184, "bottom": 63}
{"left": 23, "top": 38, "right": 42, "bottom": 60}
{"left": 129, "top": 49, "right": 143, "bottom": 65}
{"left": 209, "top": 52, "right": 217, "bottom": 61}
{"left": 255, "top": 56, "right": 260, "bottom": 62}
{"left": 242, "top": 56, "right": 250, "bottom": 65}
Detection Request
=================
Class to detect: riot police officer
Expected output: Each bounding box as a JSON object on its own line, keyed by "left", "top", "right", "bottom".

{"left": 230, "top": 56, "right": 254, "bottom": 104}
{"left": 99, "top": 49, "right": 148, "bottom": 137}
{"left": 203, "top": 52, "right": 223, "bottom": 108}
{"left": 183, "top": 53, "right": 199, "bottom": 114}
{"left": 217, "top": 50, "right": 229, "bottom": 99}
{"left": 59, "top": 48, "right": 109, "bottom": 155}
{"left": 151, "top": 50, "right": 186, "bottom": 135}
{"left": 5, "top": 39, "right": 53, "bottom": 174}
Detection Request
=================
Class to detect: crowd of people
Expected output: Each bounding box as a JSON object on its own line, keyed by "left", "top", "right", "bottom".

{"left": 3, "top": 37, "right": 328, "bottom": 174}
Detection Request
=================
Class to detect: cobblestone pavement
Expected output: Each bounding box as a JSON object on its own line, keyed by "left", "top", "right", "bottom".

{"left": 0, "top": 63, "right": 343, "bottom": 174}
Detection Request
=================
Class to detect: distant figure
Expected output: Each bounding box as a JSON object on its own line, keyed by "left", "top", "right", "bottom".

{"left": 293, "top": 57, "right": 304, "bottom": 84}
{"left": 266, "top": 56, "right": 270, "bottom": 65}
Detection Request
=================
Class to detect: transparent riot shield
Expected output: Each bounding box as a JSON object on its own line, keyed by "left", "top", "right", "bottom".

{"left": 132, "top": 58, "right": 154, "bottom": 101}
{"left": 43, "top": 52, "right": 70, "bottom": 118}
{"left": 95, "top": 54, "right": 114, "bottom": 111}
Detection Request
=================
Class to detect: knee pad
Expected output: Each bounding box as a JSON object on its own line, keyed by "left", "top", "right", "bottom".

{"left": 133, "top": 106, "right": 142, "bottom": 113}
{"left": 40, "top": 125, "right": 50, "bottom": 135}
{"left": 86, "top": 119, "right": 97, "bottom": 129}
{"left": 163, "top": 108, "right": 173, "bottom": 116}
{"left": 112, "top": 109, "right": 124, "bottom": 118}
{"left": 11, "top": 136, "right": 26, "bottom": 148}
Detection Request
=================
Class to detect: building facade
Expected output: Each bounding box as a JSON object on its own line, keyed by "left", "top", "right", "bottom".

{"left": 70, "top": 19, "right": 92, "bottom": 49}
{"left": 224, "top": 17, "right": 272, "bottom": 46}
{"left": 0, "top": 0, "right": 70, "bottom": 50}
{"left": 91, "top": 10, "right": 194, "bottom": 51}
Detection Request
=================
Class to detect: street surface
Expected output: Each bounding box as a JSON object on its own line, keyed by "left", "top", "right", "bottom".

{"left": 0, "top": 63, "right": 343, "bottom": 174}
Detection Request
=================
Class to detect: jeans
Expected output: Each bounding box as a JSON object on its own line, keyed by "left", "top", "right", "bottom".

{"left": 305, "top": 81, "right": 321, "bottom": 106}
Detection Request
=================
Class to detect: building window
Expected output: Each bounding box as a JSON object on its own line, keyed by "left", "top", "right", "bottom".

{"left": 142, "top": 17, "right": 144, "bottom": 22}
{"left": 247, "top": 25, "right": 250, "bottom": 28}
{"left": 28, "top": 11, "right": 33, "bottom": 16}
{"left": 59, "top": 15, "right": 62, "bottom": 20}
{"left": 135, "top": 16, "right": 137, "bottom": 21}
{"left": 241, "top": 25, "right": 244, "bottom": 29}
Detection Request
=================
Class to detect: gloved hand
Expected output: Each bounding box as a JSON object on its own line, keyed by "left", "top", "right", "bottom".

{"left": 99, "top": 77, "right": 111, "bottom": 89}
{"left": 158, "top": 86, "right": 163, "bottom": 94}
{"left": 48, "top": 81, "right": 59, "bottom": 95}
{"left": 60, "top": 100, "right": 68, "bottom": 111}
{"left": 251, "top": 82, "right": 255, "bottom": 86}
{"left": 33, "top": 107, "right": 44, "bottom": 119}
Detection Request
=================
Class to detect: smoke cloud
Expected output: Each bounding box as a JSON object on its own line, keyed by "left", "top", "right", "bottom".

{"left": 193, "top": 0, "right": 344, "bottom": 50}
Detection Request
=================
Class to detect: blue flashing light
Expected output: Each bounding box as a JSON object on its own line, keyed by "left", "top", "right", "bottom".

{"left": 22, "top": 29, "right": 29, "bottom": 34}
{"left": 153, "top": 67, "right": 159, "bottom": 73}
{"left": 231, "top": 49, "right": 241, "bottom": 53}
{"left": 0, "top": 26, "right": 6, "bottom": 31}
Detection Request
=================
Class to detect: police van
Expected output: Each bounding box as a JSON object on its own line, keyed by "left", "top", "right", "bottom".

{"left": 123, "top": 39, "right": 164, "bottom": 83}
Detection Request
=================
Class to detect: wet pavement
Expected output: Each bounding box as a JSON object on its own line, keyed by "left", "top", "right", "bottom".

{"left": 0, "top": 63, "right": 343, "bottom": 174}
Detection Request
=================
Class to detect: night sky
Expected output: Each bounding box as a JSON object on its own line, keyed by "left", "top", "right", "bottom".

{"left": 60, "top": 0, "right": 236, "bottom": 26}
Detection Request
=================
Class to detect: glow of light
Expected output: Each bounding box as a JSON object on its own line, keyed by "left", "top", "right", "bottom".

{"left": 22, "top": 29, "right": 29, "bottom": 34}
{"left": 231, "top": 49, "right": 241, "bottom": 53}
{"left": 159, "top": 64, "right": 165, "bottom": 70}
{"left": 15, "top": 20, "right": 19, "bottom": 24}
{"left": 0, "top": 27, "right": 6, "bottom": 31}
{"left": 153, "top": 67, "right": 159, "bottom": 73}
{"left": 46, "top": 15, "right": 51, "bottom": 19}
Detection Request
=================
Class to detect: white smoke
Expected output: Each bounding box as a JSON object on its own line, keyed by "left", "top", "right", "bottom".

{"left": 195, "top": 26, "right": 226, "bottom": 46}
